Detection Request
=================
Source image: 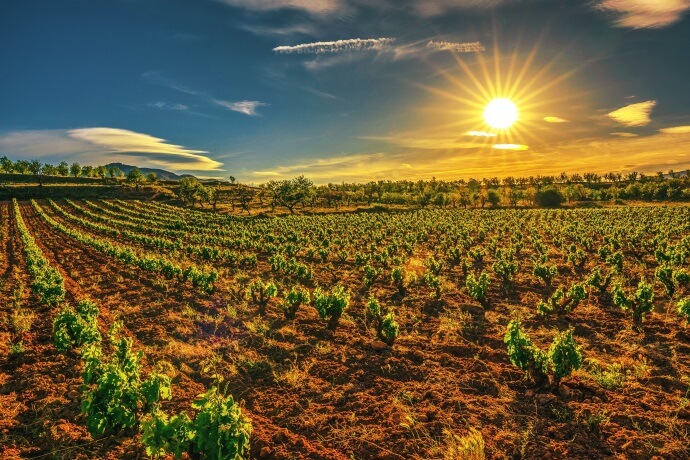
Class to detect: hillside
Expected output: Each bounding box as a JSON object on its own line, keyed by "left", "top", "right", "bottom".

{"left": 104, "top": 162, "right": 195, "bottom": 181}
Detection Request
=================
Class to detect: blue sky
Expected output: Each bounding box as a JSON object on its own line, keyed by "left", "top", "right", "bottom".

{"left": 1, "top": 0, "right": 690, "bottom": 183}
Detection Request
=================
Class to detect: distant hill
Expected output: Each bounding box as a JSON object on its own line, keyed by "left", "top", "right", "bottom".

{"left": 104, "top": 163, "right": 194, "bottom": 181}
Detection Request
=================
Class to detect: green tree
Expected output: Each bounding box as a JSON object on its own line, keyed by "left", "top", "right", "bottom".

{"left": 127, "top": 167, "right": 144, "bottom": 191}
{"left": 0, "top": 156, "right": 14, "bottom": 173}
{"left": 70, "top": 162, "right": 81, "bottom": 178}
{"left": 57, "top": 161, "right": 69, "bottom": 176}
{"left": 271, "top": 175, "right": 314, "bottom": 214}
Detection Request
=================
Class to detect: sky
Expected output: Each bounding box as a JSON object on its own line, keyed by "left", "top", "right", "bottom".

{"left": 1, "top": 0, "right": 690, "bottom": 184}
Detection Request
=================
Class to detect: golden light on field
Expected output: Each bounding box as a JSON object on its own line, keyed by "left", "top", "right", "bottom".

{"left": 484, "top": 98, "right": 518, "bottom": 129}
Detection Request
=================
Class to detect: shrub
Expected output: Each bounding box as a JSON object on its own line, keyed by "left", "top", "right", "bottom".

{"left": 390, "top": 266, "right": 415, "bottom": 297}
{"left": 532, "top": 259, "right": 557, "bottom": 288}
{"left": 505, "top": 320, "right": 583, "bottom": 387}
{"left": 466, "top": 271, "right": 490, "bottom": 308}
{"left": 140, "top": 387, "right": 251, "bottom": 460}
{"left": 81, "top": 332, "right": 171, "bottom": 437}
{"left": 586, "top": 267, "right": 612, "bottom": 294}
{"left": 247, "top": 280, "right": 278, "bottom": 316}
{"left": 537, "top": 283, "right": 587, "bottom": 315}
{"left": 281, "top": 286, "right": 310, "bottom": 320}
{"left": 367, "top": 298, "right": 399, "bottom": 346}
{"left": 504, "top": 319, "right": 548, "bottom": 385}
{"left": 53, "top": 299, "right": 101, "bottom": 351}
{"left": 612, "top": 280, "right": 654, "bottom": 330}
{"left": 677, "top": 297, "right": 690, "bottom": 325}
{"left": 313, "top": 285, "right": 350, "bottom": 332}
{"left": 548, "top": 330, "right": 583, "bottom": 387}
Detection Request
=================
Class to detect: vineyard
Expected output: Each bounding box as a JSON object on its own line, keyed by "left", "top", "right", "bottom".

{"left": 1, "top": 198, "right": 690, "bottom": 459}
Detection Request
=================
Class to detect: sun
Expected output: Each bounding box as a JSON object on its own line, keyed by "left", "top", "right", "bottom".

{"left": 484, "top": 98, "right": 518, "bottom": 129}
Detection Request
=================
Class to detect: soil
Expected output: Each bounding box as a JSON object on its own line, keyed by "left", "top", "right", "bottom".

{"left": 1, "top": 199, "right": 689, "bottom": 459}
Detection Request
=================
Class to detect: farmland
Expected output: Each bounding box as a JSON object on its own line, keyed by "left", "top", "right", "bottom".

{"left": 2, "top": 199, "right": 690, "bottom": 459}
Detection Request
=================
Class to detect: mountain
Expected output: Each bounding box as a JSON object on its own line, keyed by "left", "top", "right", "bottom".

{"left": 104, "top": 163, "right": 194, "bottom": 181}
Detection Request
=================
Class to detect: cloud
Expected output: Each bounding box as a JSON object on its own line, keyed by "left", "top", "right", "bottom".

{"left": 426, "top": 40, "right": 485, "bottom": 53}
{"left": 360, "top": 134, "right": 487, "bottom": 150}
{"left": 213, "top": 100, "right": 269, "bottom": 116}
{"left": 607, "top": 100, "right": 656, "bottom": 127}
{"left": 0, "top": 128, "right": 223, "bottom": 172}
{"left": 492, "top": 144, "right": 529, "bottom": 151}
{"left": 147, "top": 101, "right": 189, "bottom": 111}
{"left": 215, "top": 0, "right": 344, "bottom": 15}
{"left": 543, "top": 116, "right": 569, "bottom": 123}
{"left": 142, "top": 71, "right": 202, "bottom": 96}
{"left": 273, "top": 38, "right": 395, "bottom": 54}
{"left": 239, "top": 23, "right": 316, "bottom": 38}
{"left": 660, "top": 125, "right": 690, "bottom": 134}
{"left": 414, "top": 0, "right": 513, "bottom": 16}
{"left": 467, "top": 131, "right": 497, "bottom": 137}
{"left": 595, "top": 0, "right": 690, "bottom": 29}
{"left": 611, "top": 132, "right": 638, "bottom": 137}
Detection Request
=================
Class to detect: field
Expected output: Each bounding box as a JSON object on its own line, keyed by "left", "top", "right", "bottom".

{"left": 2, "top": 198, "right": 690, "bottom": 459}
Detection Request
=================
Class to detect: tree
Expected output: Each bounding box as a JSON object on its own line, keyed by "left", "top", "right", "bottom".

{"left": 127, "top": 167, "right": 144, "bottom": 191}
{"left": 94, "top": 165, "right": 107, "bottom": 179}
{"left": 535, "top": 187, "right": 564, "bottom": 207}
{"left": 272, "top": 176, "right": 314, "bottom": 214}
{"left": 0, "top": 156, "right": 13, "bottom": 173}
{"left": 108, "top": 166, "right": 120, "bottom": 178}
{"left": 228, "top": 175, "right": 236, "bottom": 184}
{"left": 487, "top": 189, "right": 501, "bottom": 207}
{"left": 57, "top": 161, "right": 69, "bottom": 176}
{"left": 28, "top": 159, "right": 42, "bottom": 176}
{"left": 178, "top": 177, "right": 210, "bottom": 207}
{"left": 70, "top": 162, "right": 81, "bottom": 178}
{"left": 146, "top": 172, "right": 158, "bottom": 183}
{"left": 14, "top": 160, "right": 30, "bottom": 174}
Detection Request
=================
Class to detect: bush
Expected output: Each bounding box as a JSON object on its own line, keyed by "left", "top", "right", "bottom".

{"left": 81, "top": 331, "right": 171, "bottom": 437}
{"left": 548, "top": 330, "right": 583, "bottom": 386}
{"left": 535, "top": 187, "right": 564, "bottom": 207}
{"left": 313, "top": 285, "right": 350, "bottom": 332}
{"left": 367, "top": 298, "right": 399, "bottom": 346}
{"left": 677, "top": 297, "right": 690, "bottom": 325}
{"left": 505, "top": 320, "right": 583, "bottom": 387}
{"left": 281, "top": 286, "right": 310, "bottom": 320}
{"left": 466, "top": 271, "right": 490, "bottom": 308}
{"left": 141, "top": 387, "right": 251, "bottom": 460}
{"left": 612, "top": 280, "right": 654, "bottom": 330}
{"left": 247, "top": 280, "right": 278, "bottom": 316}
{"left": 53, "top": 299, "right": 101, "bottom": 351}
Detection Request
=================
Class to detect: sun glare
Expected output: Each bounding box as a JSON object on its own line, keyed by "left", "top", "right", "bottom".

{"left": 484, "top": 98, "right": 518, "bottom": 129}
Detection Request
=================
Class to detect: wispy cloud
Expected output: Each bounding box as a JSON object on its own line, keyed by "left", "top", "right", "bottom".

{"left": 215, "top": 0, "right": 344, "bottom": 16}
{"left": 493, "top": 144, "right": 529, "bottom": 151}
{"left": 426, "top": 40, "right": 485, "bottom": 53}
{"left": 595, "top": 0, "right": 690, "bottom": 29}
{"left": 414, "top": 0, "right": 513, "bottom": 17}
{"left": 467, "top": 131, "right": 497, "bottom": 137}
{"left": 611, "top": 132, "right": 638, "bottom": 137}
{"left": 213, "top": 100, "right": 269, "bottom": 116}
{"left": 0, "top": 128, "right": 223, "bottom": 172}
{"left": 147, "top": 101, "right": 189, "bottom": 111}
{"left": 607, "top": 100, "right": 656, "bottom": 127}
{"left": 543, "top": 116, "right": 569, "bottom": 123}
{"left": 142, "top": 71, "right": 202, "bottom": 96}
{"left": 239, "top": 23, "right": 317, "bottom": 38}
{"left": 660, "top": 125, "right": 690, "bottom": 134}
{"left": 273, "top": 38, "right": 395, "bottom": 54}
